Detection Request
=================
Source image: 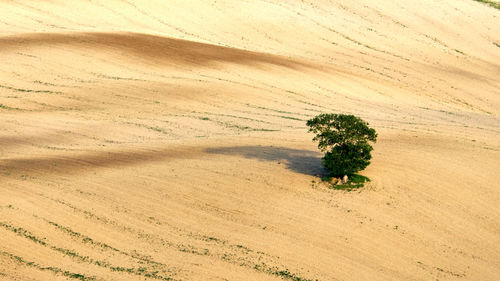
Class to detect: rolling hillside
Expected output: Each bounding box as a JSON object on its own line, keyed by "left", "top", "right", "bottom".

{"left": 1, "top": 1, "right": 499, "bottom": 280}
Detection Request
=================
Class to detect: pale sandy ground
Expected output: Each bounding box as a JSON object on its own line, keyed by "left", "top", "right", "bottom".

{"left": 0, "top": 1, "right": 499, "bottom": 280}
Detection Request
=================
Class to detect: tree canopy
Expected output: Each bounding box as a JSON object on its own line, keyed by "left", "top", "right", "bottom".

{"left": 307, "top": 113, "right": 377, "bottom": 176}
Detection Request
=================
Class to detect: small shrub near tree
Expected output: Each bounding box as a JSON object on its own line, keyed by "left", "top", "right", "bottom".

{"left": 307, "top": 113, "right": 377, "bottom": 186}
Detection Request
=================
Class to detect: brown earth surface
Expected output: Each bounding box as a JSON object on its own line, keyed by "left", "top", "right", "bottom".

{"left": 0, "top": 1, "right": 499, "bottom": 280}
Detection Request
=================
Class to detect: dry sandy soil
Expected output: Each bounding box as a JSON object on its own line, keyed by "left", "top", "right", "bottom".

{"left": 1, "top": 1, "right": 499, "bottom": 280}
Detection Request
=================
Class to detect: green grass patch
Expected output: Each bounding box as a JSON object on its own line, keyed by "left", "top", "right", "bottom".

{"left": 321, "top": 174, "right": 370, "bottom": 191}
{"left": 349, "top": 174, "right": 371, "bottom": 184}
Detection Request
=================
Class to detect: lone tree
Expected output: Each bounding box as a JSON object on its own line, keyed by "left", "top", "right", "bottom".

{"left": 306, "top": 113, "right": 377, "bottom": 177}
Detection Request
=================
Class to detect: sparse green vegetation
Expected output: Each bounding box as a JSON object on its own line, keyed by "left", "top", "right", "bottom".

{"left": 253, "top": 263, "right": 318, "bottom": 281}
{"left": 0, "top": 222, "right": 47, "bottom": 245}
{"left": 1, "top": 221, "right": 174, "bottom": 280}
{"left": 1, "top": 251, "right": 95, "bottom": 280}
{"left": 0, "top": 84, "right": 62, "bottom": 94}
{"left": 279, "top": 115, "right": 304, "bottom": 121}
{"left": 0, "top": 104, "right": 22, "bottom": 111}
{"left": 472, "top": 0, "right": 500, "bottom": 9}
{"left": 124, "top": 121, "right": 171, "bottom": 135}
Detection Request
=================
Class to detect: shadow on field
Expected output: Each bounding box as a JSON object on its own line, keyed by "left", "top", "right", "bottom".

{"left": 205, "top": 146, "right": 324, "bottom": 176}
{"left": 1, "top": 145, "right": 324, "bottom": 177}
{"left": 0, "top": 32, "right": 310, "bottom": 69}
{"left": 0, "top": 146, "right": 203, "bottom": 175}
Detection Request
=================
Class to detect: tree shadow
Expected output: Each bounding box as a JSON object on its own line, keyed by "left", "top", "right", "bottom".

{"left": 205, "top": 146, "right": 326, "bottom": 176}
{"left": 1, "top": 145, "right": 325, "bottom": 177}
{"left": 0, "top": 146, "right": 203, "bottom": 175}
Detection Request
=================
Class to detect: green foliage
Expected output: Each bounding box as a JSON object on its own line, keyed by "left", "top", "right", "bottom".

{"left": 322, "top": 142, "right": 373, "bottom": 176}
{"left": 307, "top": 113, "right": 377, "bottom": 176}
{"left": 306, "top": 114, "right": 376, "bottom": 152}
